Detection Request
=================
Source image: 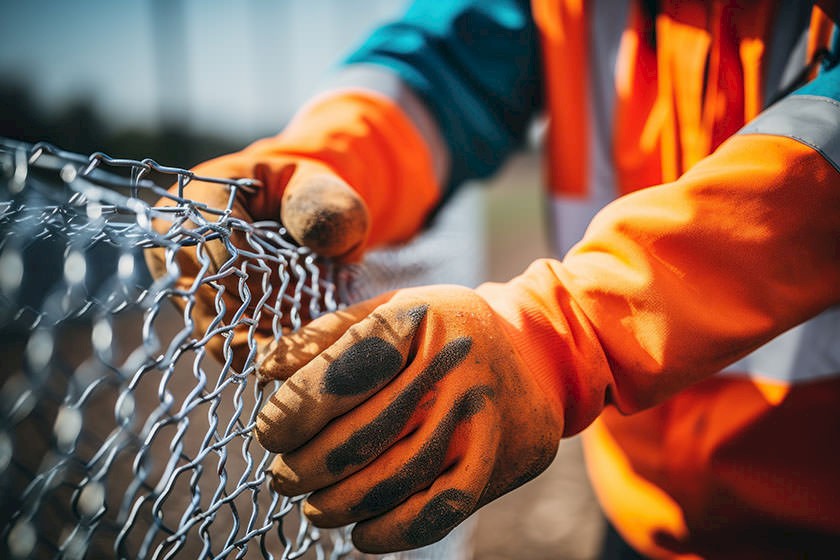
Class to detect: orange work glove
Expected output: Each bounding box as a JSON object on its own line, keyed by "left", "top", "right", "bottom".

{"left": 144, "top": 90, "right": 441, "bottom": 368}
{"left": 249, "top": 119, "right": 840, "bottom": 554}
{"left": 144, "top": 155, "right": 366, "bottom": 368}
{"left": 253, "top": 283, "right": 582, "bottom": 554}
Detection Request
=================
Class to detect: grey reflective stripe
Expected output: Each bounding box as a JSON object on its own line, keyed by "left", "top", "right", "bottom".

{"left": 319, "top": 64, "right": 451, "bottom": 187}
{"left": 550, "top": 192, "right": 617, "bottom": 257}
{"left": 588, "top": 0, "right": 631, "bottom": 203}
{"left": 761, "top": 2, "right": 810, "bottom": 107}
{"left": 722, "top": 306, "right": 840, "bottom": 383}
{"left": 549, "top": 0, "right": 630, "bottom": 256}
{"left": 739, "top": 94, "right": 840, "bottom": 172}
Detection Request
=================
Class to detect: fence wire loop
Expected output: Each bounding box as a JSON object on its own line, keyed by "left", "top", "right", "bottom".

{"left": 0, "top": 137, "right": 363, "bottom": 559}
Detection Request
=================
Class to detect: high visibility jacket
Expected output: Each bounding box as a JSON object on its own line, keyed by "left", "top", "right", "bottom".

{"left": 287, "top": 1, "right": 840, "bottom": 557}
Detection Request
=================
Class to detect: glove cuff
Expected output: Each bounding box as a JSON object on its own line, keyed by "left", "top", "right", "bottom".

{"left": 476, "top": 259, "right": 613, "bottom": 436}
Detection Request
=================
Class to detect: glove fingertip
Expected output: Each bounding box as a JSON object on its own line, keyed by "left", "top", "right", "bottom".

{"left": 254, "top": 412, "right": 295, "bottom": 454}
{"left": 281, "top": 173, "right": 370, "bottom": 259}
{"left": 256, "top": 337, "right": 326, "bottom": 384}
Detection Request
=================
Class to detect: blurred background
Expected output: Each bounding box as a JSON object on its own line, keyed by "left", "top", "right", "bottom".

{"left": 0, "top": 1, "right": 603, "bottom": 558}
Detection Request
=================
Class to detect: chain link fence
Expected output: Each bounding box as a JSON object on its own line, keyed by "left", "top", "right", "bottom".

{"left": 0, "top": 138, "right": 478, "bottom": 559}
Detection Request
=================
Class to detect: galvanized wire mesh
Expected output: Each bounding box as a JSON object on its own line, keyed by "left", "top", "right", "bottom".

{"left": 0, "top": 137, "right": 369, "bottom": 559}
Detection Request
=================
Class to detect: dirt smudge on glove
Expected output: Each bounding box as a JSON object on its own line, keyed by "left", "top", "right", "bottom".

{"left": 325, "top": 336, "right": 473, "bottom": 475}
{"left": 350, "top": 385, "right": 495, "bottom": 514}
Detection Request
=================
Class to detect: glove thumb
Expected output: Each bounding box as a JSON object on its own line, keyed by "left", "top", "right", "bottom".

{"left": 256, "top": 291, "right": 392, "bottom": 383}
{"left": 281, "top": 162, "right": 370, "bottom": 262}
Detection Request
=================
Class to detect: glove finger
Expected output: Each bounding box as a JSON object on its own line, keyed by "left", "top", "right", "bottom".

{"left": 348, "top": 412, "right": 499, "bottom": 555}
{"left": 264, "top": 370, "right": 425, "bottom": 497}
{"left": 255, "top": 295, "right": 432, "bottom": 454}
{"left": 256, "top": 294, "right": 388, "bottom": 383}
{"left": 281, "top": 164, "right": 370, "bottom": 262}
{"left": 300, "top": 384, "right": 497, "bottom": 529}
{"left": 262, "top": 333, "right": 476, "bottom": 495}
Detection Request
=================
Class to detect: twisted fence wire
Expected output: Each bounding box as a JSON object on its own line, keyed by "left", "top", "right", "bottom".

{"left": 0, "top": 137, "right": 361, "bottom": 559}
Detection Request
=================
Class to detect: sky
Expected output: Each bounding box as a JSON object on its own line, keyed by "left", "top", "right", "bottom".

{"left": 0, "top": 0, "right": 407, "bottom": 138}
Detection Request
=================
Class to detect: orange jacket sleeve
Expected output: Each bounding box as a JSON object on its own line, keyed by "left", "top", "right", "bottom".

{"left": 480, "top": 117, "right": 840, "bottom": 436}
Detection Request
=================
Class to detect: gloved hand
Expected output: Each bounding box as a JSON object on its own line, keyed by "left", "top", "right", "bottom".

{"left": 144, "top": 91, "right": 441, "bottom": 369}
{"left": 144, "top": 151, "right": 369, "bottom": 367}
{"left": 254, "top": 283, "right": 568, "bottom": 553}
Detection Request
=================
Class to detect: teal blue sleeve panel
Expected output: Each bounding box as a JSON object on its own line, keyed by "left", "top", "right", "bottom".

{"left": 343, "top": 0, "right": 542, "bottom": 193}
{"left": 794, "top": 27, "right": 840, "bottom": 101}
{"left": 745, "top": 45, "right": 840, "bottom": 173}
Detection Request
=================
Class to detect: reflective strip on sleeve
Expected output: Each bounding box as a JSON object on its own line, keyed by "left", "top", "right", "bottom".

{"left": 722, "top": 306, "right": 840, "bottom": 383}
{"left": 550, "top": 191, "right": 616, "bottom": 257}
{"left": 728, "top": 93, "right": 840, "bottom": 383}
{"left": 547, "top": 0, "right": 630, "bottom": 256}
{"left": 739, "top": 94, "right": 840, "bottom": 172}
{"left": 587, "top": 0, "right": 630, "bottom": 205}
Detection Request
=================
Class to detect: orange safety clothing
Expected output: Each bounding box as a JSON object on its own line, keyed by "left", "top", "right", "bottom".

{"left": 142, "top": 0, "right": 840, "bottom": 555}
{"left": 333, "top": 0, "right": 840, "bottom": 556}
{"left": 529, "top": 2, "right": 840, "bottom": 556}
{"left": 145, "top": 90, "right": 443, "bottom": 367}
{"left": 255, "top": 285, "right": 564, "bottom": 553}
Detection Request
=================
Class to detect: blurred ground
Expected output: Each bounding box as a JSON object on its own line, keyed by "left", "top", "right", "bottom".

{"left": 471, "top": 152, "right": 605, "bottom": 560}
